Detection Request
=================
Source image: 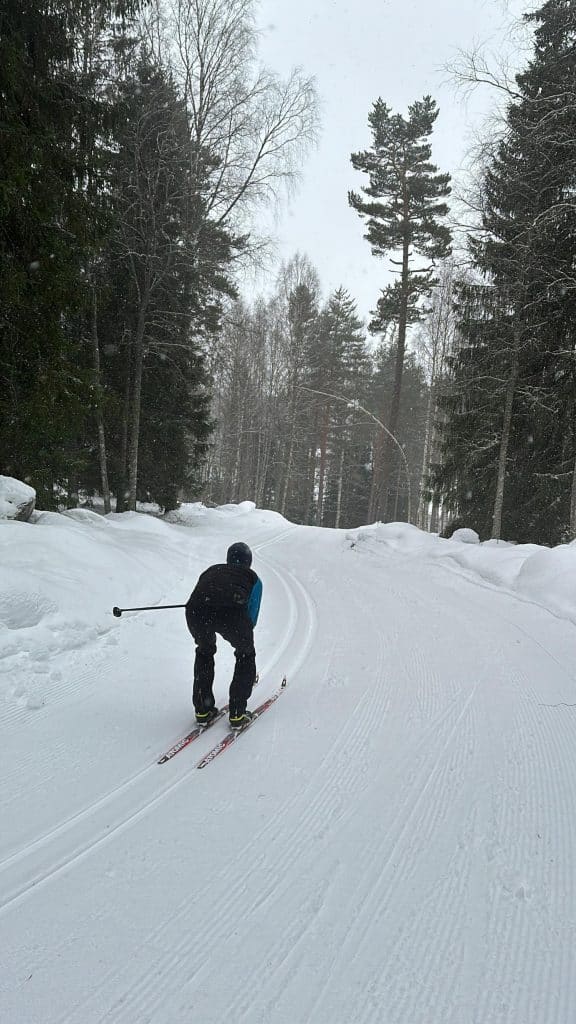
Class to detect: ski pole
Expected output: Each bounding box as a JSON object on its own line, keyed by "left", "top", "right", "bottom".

{"left": 112, "top": 603, "right": 186, "bottom": 618}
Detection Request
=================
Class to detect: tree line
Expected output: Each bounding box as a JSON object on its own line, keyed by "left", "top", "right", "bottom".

{"left": 2, "top": 0, "right": 574, "bottom": 545}
{"left": 432, "top": 0, "right": 576, "bottom": 545}
{"left": 204, "top": 254, "right": 432, "bottom": 528}
{"left": 0, "top": 0, "right": 317, "bottom": 510}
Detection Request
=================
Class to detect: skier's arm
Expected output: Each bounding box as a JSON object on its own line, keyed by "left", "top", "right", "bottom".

{"left": 247, "top": 577, "right": 262, "bottom": 626}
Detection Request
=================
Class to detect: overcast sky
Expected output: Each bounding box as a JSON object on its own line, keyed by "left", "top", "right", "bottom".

{"left": 245, "top": 0, "right": 533, "bottom": 321}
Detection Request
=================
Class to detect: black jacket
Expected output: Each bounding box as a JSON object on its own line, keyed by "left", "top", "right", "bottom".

{"left": 187, "top": 564, "right": 262, "bottom": 625}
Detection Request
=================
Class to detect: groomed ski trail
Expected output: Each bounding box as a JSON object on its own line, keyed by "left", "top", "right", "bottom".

{"left": 2, "top": 520, "right": 576, "bottom": 1024}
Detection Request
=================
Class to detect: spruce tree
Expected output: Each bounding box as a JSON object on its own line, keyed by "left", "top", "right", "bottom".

{"left": 0, "top": 1, "right": 148, "bottom": 506}
{"left": 434, "top": 282, "right": 514, "bottom": 538}
{"left": 435, "top": 0, "right": 576, "bottom": 542}
{"left": 311, "top": 288, "right": 371, "bottom": 527}
{"left": 349, "top": 96, "right": 451, "bottom": 522}
{"left": 0, "top": 2, "right": 91, "bottom": 503}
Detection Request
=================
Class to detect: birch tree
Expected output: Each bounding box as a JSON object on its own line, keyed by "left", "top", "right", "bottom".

{"left": 145, "top": 0, "right": 319, "bottom": 240}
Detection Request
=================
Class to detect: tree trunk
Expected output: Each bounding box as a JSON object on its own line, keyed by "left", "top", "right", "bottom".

{"left": 303, "top": 406, "right": 319, "bottom": 524}
{"left": 417, "top": 381, "right": 435, "bottom": 529}
{"left": 315, "top": 400, "right": 330, "bottom": 526}
{"left": 570, "top": 452, "right": 576, "bottom": 540}
{"left": 253, "top": 430, "right": 264, "bottom": 506}
{"left": 280, "top": 385, "right": 298, "bottom": 516}
{"left": 231, "top": 396, "right": 246, "bottom": 500}
{"left": 379, "top": 231, "right": 410, "bottom": 521}
{"left": 491, "top": 340, "right": 520, "bottom": 540}
{"left": 392, "top": 456, "right": 403, "bottom": 520}
{"left": 335, "top": 447, "right": 345, "bottom": 529}
{"left": 430, "top": 496, "right": 440, "bottom": 534}
{"left": 115, "top": 330, "right": 132, "bottom": 514}
{"left": 126, "top": 302, "right": 148, "bottom": 511}
{"left": 91, "top": 290, "right": 111, "bottom": 514}
{"left": 367, "top": 417, "right": 382, "bottom": 522}
{"left": 280, "top": 433, "right": 295, "bottom": 517}
{"left": 439, "top": 502, "right": 447, "bottom": 535}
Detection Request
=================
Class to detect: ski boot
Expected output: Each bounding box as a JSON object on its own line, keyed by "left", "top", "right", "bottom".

{"left": 229, "top": 709, "right": 254, "bottom": 730}
{"left": 195, "top": 706, "right": 219, "bottom": 727}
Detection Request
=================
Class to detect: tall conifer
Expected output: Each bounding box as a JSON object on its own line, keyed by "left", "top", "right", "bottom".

{"left": 436, "top": 0, "right": 576, "bottom": 542}
{"left": 349, "top": 96, "right": 451, "bottom": 521}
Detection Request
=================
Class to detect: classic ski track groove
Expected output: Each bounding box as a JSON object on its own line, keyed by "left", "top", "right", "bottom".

{"left": 474, "top": 656, "right": 575, "bottom": 1024}
{"left": 347, "top": 570, "right": 576, "bottom": 1024}
{"left": 344, "top": 568, "right": 576, "bottom": 1024}
{"left": 0, "top": 528, "right": 306, "bottom": 914}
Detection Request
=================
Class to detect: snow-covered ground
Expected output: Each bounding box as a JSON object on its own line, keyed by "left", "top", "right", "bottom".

{"left": 1, "top": 503, "right": 576, "bottom": 1024}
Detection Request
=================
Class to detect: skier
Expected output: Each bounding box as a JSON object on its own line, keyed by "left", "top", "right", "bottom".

{"left": 185, "top": 542, "right": 262, "bottom": 729}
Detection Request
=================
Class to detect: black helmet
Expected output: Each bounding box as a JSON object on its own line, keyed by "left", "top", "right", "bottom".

{"left": 226, "top": 541, "right": 252, "bottom": 567}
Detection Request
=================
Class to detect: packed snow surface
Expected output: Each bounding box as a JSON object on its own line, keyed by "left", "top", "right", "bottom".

{"left": 1, "top": 505, "right": 576, "bottom": 1023}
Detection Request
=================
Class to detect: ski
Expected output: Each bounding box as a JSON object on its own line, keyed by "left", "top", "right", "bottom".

{"left": 157, "top": 676, "right": 260, "bottom": 765}
{"left": 196, "top": 677, "right": 287, "bottom": 770}
{"left": 157, "top": 708, "right": 227, "bottom": 764}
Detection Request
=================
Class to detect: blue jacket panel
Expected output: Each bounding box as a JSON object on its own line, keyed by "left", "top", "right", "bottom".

{"left": 247, "top": 577, "right": 262, "bottom": 626}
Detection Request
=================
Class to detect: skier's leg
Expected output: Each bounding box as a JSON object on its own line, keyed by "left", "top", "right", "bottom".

{"left": 219, "top": 613, "right": 256, "bottom": 715}
{"left": 186, "top": 608, "right": 217, "bottom": 712}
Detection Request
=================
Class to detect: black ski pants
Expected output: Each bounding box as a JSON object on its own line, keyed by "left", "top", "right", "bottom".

{"left": 185, "top": 605, "right": 256, "bottom": 716}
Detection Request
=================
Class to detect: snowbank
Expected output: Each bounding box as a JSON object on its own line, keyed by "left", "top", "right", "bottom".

{"left": 515, "top": 543, "right": 576, "bottom": 622}
{"left": 0, "top": 501, "right": 287, "bottom": 710}
{"left": 0, "top": 511, "right": 193, "bottom": 709}
{"left": 0, "top": 475, "right": 36, "bottom": 521}
{"left": 451, "top": 527, "right": 480, "bottom": 544}
{"left": 166, "top": 500, "right": 287, "bottom": 529}
{"left": 346, "top": 521, "right": 427, "bottom": 553}
{"left": 346, "top": 521, "right": 576, "bottom": 625}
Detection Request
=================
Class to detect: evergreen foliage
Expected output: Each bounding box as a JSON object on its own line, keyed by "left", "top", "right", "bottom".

{"left": 435, "top": 0, "right": 576, "bottom": 542}
{"left": 0, "top": 1, "right": 93, "bottom": 504}
{"left": 349, "top": 97, "right": 451, "bottom": 520}
{"left": 0, "top": 0, "right": 316, "bottom": 513}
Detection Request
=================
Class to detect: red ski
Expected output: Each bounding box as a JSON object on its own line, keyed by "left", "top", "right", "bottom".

{"left": 158, "top": 676, "right": 261, "bottom": 764}
{"left": 157, "top": 708, "right": 227, "bottom": 764}
{"left": 196, "top": 677, "right": 287, "bottom": 769}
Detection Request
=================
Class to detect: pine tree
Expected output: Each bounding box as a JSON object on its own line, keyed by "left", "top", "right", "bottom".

{"left": 349, "top": 96, "right": 451, "bottom": 521}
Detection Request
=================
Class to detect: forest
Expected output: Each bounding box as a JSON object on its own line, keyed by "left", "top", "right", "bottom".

{"left": 1, "top": 0, "right": 575, "bottom": 545}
